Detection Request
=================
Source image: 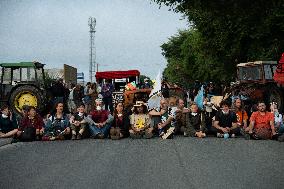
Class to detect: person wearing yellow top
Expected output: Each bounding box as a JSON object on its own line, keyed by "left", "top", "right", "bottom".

{"left": 129, "top": 101, "right": 153, "bottom": 139}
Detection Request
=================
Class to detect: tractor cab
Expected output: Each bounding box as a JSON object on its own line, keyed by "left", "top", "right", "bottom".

{"left": 237, "top": 61, "right": 277, "bottom": 83}
{"left": 0, "top": 62, "right": 46, "bottom": 114}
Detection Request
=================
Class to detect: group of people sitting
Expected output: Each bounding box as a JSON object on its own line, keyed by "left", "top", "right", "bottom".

{"left": 0, "top": 96, "right": 284, "bottom": 142}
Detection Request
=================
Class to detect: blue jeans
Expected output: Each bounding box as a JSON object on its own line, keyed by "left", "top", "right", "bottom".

{"left": 89, "top": 123, "right": 112, "bottom": 137}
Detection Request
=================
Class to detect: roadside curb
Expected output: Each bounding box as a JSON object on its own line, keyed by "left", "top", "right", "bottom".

{"left": 0, "top": 138, "right": 12, "bottom": 147}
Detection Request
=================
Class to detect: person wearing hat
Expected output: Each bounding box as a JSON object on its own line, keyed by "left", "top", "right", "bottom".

{"left": 87, "top": 98, "right": 114, "bottom": 139}
{"left": 141, "top": 78, "right": 151, "bottom": 89}
{"left": 129, "top": 101, "right": 153, "bottom": 139}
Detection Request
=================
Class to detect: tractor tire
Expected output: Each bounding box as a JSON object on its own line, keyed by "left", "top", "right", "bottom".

{"left": 266, "top": 86, "right": 283, "bottom": 112}
{"left": 9, "top": 85, "right": 44, "bottom": 115}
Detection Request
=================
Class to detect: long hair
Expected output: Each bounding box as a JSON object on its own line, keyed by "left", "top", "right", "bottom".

{"left": 133, "top": 105, "right": 148, "bottom": 114}
{"left": 113, "top": 102, "right": 124, "bottom": 118}
{"left": 232, "top": 97, "right": 244, "bottom": 111}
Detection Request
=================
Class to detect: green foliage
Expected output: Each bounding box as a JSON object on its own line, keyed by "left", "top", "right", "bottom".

{"left": 153, "top": 0, "right": 284, "bottom": 87}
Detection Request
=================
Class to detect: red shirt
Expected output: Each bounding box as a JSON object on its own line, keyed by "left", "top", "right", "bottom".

{"left": 250, "top": 111, "right": 274, "bottom": 129}
{"left": 19, "top": 115, "right": 44, "bottom": 131}
{"left": 89, "top": 110, "right": 109, "bottom": 123}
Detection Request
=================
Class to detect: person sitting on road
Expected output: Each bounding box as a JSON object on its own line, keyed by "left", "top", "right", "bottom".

{"left": 148, "top": 99, "right": 168, "bottom": 136}
{"left": 175, "top": 98, "right": 190, "bottom": 135}
{"left": 270, "top": 102, "right": 284, "bottom": 134}
{"left": 16, "top": 105, "right": 30, "bottom": 125}
{"left": 69, "top": 104, "right": 88, "bottom": 140}
{"left": 0, "top": 105, "right": 18, "bottom": 138}
{"left": 245, "top": 101, "right": 277, "bottom": 140}
{"left": 203, "top": 97, "right": 217, "bottom": 134}
{"left": 157, "top": 99, "right": 176, "bottom": 139}
{"left": 129, "top": 101, "right": 153, "bottom": 139}
{"left": 18, "top": 106, "right": 44, "bottom": 141}
{"left": 87, "top": 99, "right": 113, "bottom": 139}
{"left": 110, "top": 102, "right": 130, "bottom": 140}
{"left": 43, "top": 102, "right": 71, "bottom": 141}
{"left": 184, "top": 103, "right": 206, "bottom": 138}
{"left": 233, "top": 98, "right": 248, "bottom": 130}
{"left": 213, "top": 100, "right": 239, "bottom": 138}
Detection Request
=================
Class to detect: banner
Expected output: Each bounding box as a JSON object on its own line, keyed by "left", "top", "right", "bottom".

{"left": 147, "top": 71, "right": 162, "bottom": 110}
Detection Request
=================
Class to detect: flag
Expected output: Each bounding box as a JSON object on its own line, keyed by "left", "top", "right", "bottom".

{"left": 194, "top": 85, "right": 204, "bottom": 110}
{"left": 147, "top": 71, "right": 162, "bottom": 110}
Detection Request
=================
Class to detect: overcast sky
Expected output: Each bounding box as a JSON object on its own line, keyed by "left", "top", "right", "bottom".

{"left": 0, "top": 0, "right": 187, "bottom": 80}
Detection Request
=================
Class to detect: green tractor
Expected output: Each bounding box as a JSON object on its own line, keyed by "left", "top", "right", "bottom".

{"left": 0, "top": 62, "right": 50, "bottom": 114}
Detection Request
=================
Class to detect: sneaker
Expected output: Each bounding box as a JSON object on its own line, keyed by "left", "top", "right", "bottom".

{"left": 42, "top": 136, "right": 50, "bottom": 141}
{"left": 49, "top": 136, "right": 56, "bottom": 141}
{"left": 97, "top": 133, "right": 105, "bottom": 139}
{"left": 35, "top": 135, "right": 41, "bottom": 141}
{"left": 130, "top": 132, "right": 142, "bottom": 139}
{"left": 162, "top": 127, "right": 175, "bottom": 139}
{"left": 110, "top": 135, "right": 120, "bottom": 140}
{"left": 240, "top": 129, "right": 251, "bottom": 140}
{"left": 231, "top": 134, "right": 236, "bottom": 138}
{"left": 158, "top": 128, "right": 164, "bottom": 136}
{"left": 217, "top": 133, "right": 224, "bottom": 138}
{"left": 244, "top": 133, "right": 251, "bottom": 140}
{"left": 144, "top": 132, "right": 153, "bottom": 139}
{"left": 278, "top": 134, "right": 284, "bottom": 142}
{"left": 71, "top": 134, "right": 76, "bottom": 140}
{"left": 11, "top": 138, "right": 20, "bottom": 144}
{"left": 159, "top": 131, "right": 165, "bottom": 137}
{"left": 76, "top": 134, "right": 82, "bottom": 140}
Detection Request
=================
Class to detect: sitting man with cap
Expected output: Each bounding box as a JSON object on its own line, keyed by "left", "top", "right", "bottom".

{"left": 87, "top": 98, "right": 114, "bottom": 139}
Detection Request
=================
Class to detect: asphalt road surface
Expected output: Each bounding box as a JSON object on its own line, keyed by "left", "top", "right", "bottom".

{"left": 0, "top": 137, "right": 283, "bottom": 189}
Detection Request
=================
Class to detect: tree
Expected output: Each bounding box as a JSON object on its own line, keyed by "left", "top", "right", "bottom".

{"left": 153, "top": 0, "right": 284, "bottom": 87}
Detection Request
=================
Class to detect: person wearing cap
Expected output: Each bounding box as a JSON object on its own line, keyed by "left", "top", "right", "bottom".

{"left": 141, "top": 78, "right": 151, "bottom": 89}
{"left": 129, "top": 101, "right": 153, "bottom": 139}
{"left": 87, "top": 98, "right": 114, "bottom": 139}
{"left": 213, "top": 100, "right": 239, "bottom": 138}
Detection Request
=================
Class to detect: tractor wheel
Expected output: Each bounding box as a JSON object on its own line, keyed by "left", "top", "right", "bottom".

{"left": 267, "top": 86, "right": 283, "bottom": 112}
{"left": 9, "top": 85, "right": 44, "bottom": 115}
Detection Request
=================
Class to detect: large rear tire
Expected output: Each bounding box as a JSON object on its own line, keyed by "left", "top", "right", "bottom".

{"left": 9, "top": 85, "right": 44, "bottom": 115}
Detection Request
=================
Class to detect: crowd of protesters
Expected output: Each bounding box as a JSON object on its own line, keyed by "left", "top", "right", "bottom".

{"left": 0, "top": 79, "right": 284, "bottom": 142}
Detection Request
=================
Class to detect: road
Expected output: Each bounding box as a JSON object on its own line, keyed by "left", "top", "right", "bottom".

{"left": 0, "top": 137, "right": 283, "bottom": 189}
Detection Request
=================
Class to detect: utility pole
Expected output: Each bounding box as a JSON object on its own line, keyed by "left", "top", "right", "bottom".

{"left": 88, "top": 17, "right": 96, "bottom": 82}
